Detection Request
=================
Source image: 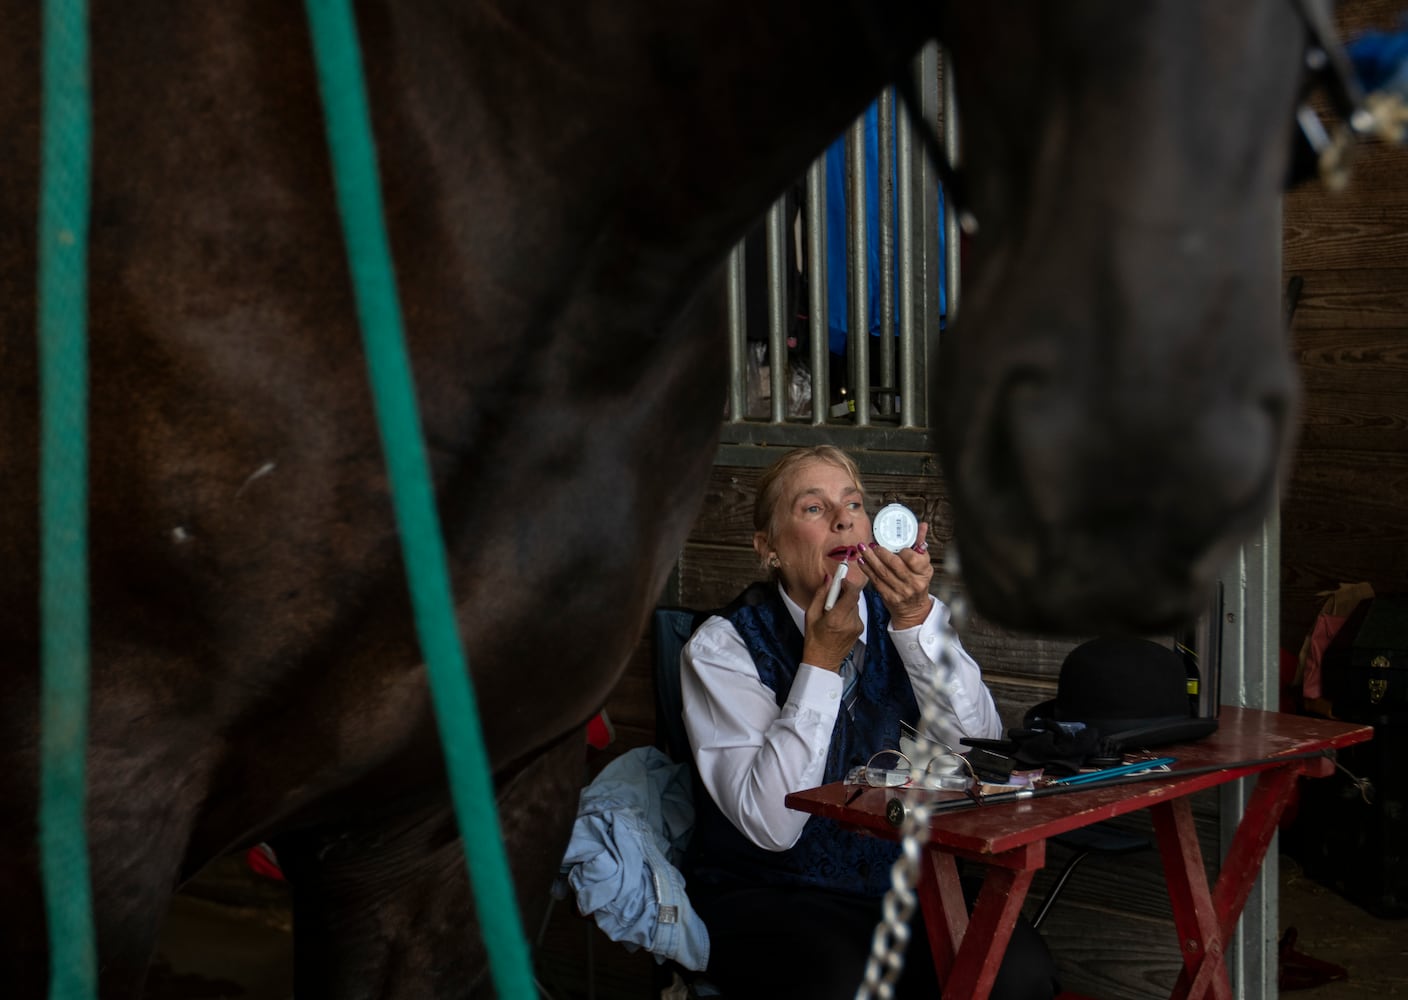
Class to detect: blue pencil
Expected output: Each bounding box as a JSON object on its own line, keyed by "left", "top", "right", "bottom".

{"left": 1050, "top": 756, "right": 1178, "bottom": 787}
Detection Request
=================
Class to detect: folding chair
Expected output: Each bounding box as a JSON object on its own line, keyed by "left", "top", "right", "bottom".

{"left": 652, "top": 607, "right": 705, "bottom": 765}
{"left": 650, "top": 607, "right": 722, "bottom": 998}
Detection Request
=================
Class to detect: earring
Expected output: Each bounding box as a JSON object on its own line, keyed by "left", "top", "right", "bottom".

{"left": 769, "top": 555, "right": 780, "bottom": 568}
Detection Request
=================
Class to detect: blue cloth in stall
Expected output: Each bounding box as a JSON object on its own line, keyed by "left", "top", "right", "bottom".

{"left": 824, "top": 100, "right": 946, "bottom": 356}
{"left": 1349, "top": 25, "right": 1408, "bottom": 101}
{"left": 560, "top": 746, "right": 710, "bottom": 971}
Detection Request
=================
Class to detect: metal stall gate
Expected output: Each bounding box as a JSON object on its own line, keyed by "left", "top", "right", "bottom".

{"left": 716, "top": 43, "right": 954, "bottom": 472}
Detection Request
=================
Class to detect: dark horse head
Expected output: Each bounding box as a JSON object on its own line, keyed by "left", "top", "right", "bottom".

{"left": 935, "top": 1, "right": 1321, "bottom": 635}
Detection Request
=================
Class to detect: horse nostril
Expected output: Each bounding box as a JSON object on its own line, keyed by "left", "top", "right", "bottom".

{"left": 995, "top": 370, "right": 1085, "bottom": 529}
{"left": 946, "top": 340, "right": 1295, "bottom": 636}
{"left": 1261, "top": 382, "right": 1293, "bottom": 438}
{"left": 1185, "top": 401, "right": 1284, "bottom": 532}
{"left": 948, "top": 367, "right": 1076, "bottom": 588}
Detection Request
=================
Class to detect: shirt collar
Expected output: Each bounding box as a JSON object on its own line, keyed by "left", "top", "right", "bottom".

{"left": 777, "top": 580, "right": 869, "bottom": 646}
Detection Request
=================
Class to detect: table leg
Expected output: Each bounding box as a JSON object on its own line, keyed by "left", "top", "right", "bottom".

{"left": 917, "top": 844, "right": 1040, "bottom": 1000}
{"left": 1155, "top": 764, "right": 1304, "bottom": 1000}
{"left": 1153, "top": 797, "right": 1232, "bottom": 1000}
{"left": 917, "top": 849, "right": 968, "bottom": 983}
{"left": 1210, "top": 766, "right": 1300, "bottom": 933}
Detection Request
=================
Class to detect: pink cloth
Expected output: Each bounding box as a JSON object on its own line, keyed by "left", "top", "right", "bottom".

{"left": 1297, "top": 582, "right": 1375, "bottom": 700}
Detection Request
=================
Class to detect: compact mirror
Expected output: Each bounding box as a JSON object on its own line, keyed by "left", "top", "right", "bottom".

{"left": 873, "top": 503, "right": 919, "bottom": 552}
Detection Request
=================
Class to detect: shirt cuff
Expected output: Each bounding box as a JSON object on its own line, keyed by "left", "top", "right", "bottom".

{"left": 889, "top": 595, "right": 943, "bottom": 655}
{"left": 789, "top": 662, "right": 845, "bottom": 713}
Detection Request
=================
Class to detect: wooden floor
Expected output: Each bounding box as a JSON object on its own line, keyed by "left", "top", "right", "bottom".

{"left": 145, "top": 850, "right": 1407, "bottom": 999}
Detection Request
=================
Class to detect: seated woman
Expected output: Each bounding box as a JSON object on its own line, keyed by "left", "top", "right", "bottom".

{"left": 681, "top": 444, "right": 1058, "bottom": 999}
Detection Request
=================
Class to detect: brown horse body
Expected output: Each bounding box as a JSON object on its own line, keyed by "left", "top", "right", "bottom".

{"left": 0, "top": 1, "right": 1319, "bottom": 996}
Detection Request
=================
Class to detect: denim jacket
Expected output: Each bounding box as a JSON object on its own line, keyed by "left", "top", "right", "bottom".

{"left": 560, "top": 746, "right": 710, "bottom": 971}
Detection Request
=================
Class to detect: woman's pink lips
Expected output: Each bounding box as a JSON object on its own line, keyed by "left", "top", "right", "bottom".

{"left": 828, "top": 546, "right": 859, "bottom": 562}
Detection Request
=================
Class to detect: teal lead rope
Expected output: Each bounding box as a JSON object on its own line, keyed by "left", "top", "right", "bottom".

{"left": 37, "top": 0, "right": 97, "bottom": 997}
{"left": 302, "top": 2, "right": 535, "bottom": 997}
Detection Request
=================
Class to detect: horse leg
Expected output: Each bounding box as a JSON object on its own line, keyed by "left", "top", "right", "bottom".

{"left": 273, "top": 727, "right": 584, "bottom": 999}
{"left": 0, "top": 691, "right": 195, "bottom": 999}
{"left": 88, "top": 810, "right": 192, "bottom": 999}
{"left": 0, "top": 815, "right": 189, "bottom": 998}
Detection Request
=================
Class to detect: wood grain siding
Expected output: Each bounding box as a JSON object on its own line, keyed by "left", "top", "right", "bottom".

{"left": 1281, "top": 0, "right": 1408, "bottom": 657}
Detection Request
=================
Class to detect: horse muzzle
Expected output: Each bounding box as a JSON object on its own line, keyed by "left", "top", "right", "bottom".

{"left": 940, "top": 352, "right": 1297, "bottom": 637}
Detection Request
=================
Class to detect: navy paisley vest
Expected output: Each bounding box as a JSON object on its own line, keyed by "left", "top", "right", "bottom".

{"left": 686, "top": 581, "right": 920, "bottom": 898}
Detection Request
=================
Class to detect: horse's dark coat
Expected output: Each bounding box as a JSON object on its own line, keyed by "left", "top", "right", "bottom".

{"left": 0, "top": 1, "right": 1317, "bottom": 996}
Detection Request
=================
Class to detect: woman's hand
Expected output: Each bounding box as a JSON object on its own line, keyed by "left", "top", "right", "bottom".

{"left": 801, "top": 572, "right": 863, "bottom": 671}
{"left": 859, "top": 522, "right": 933, "bottom": 630}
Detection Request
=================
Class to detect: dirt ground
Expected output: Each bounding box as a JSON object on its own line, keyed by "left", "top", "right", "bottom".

{"left": 144, "top": 851, "right": 1405, "bottom": 999}
{"left": 1278, "top": 854, "right": 1408, "bottom": 998}
{"left": 147, "top": 856, "right": 292, "bottom": 1000}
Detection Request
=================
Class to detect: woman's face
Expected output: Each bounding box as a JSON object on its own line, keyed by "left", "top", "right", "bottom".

{"left": 756, "top": 458, "right": 872, "bottom": 602}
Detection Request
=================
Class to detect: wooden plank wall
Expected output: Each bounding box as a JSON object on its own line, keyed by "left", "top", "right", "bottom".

{"left": 1281, "top": 0, "right": 1408, "bottom": 658}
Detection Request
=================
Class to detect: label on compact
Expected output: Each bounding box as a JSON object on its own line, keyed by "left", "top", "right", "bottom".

{"left": 873, "top": 503, "right": 919, "bottom": 552}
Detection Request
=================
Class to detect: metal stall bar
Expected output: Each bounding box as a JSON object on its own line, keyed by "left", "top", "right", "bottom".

{"left": 941, "top": 44, "right": 961, "bottom": 325}
{"left": 876, "top": 88, "right": 897, "bottom": 418}
{"left": 916, "top": 40, "right": 945, "bottom": 433}
{"left": 845, "top": 116, "right": 870, "bottom": 426}
{"left": 766, "top": 201, "right": 790, "bottom": 423}
{"left": 806, "top": 154, "right": 829, "bottom": 425}
{"left": 725, "top": 243, "right": 747, "bottom": 421}
{"left": 716, "top": 45, "right": 944, "bottom": 469}
{"left": 896, "top": 78, "right": 919, "bottom": 428}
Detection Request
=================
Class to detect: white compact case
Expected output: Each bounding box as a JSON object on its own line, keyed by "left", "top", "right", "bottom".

{"left": 872, "top": 503, "right": 919, "bottom": 552}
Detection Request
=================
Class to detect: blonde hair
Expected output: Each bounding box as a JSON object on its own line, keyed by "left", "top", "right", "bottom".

{"left": 753, "top": 446, "right": 866, "bottom": 572}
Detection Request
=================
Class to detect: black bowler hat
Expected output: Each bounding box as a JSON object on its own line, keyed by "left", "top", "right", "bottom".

{"left": 1024, "top": 636, "right": 1218, "bottom": 750}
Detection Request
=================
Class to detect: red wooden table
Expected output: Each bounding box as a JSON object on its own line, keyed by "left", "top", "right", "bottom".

{"left": 785, "top": 707, "right": 1372, "bottom": 1000}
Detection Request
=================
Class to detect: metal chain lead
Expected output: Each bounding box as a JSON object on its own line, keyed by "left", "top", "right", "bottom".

{"left": 857, "top": 549, "right": 968, "bottom": 999}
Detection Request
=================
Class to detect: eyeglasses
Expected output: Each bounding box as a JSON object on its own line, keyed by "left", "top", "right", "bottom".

{"left": 844, "top": 746, "right": 977, "bottom": 792}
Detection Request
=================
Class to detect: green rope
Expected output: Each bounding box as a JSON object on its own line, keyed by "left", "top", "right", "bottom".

{"left": 302, "top": 2, "right": 534, "bottom": 996}
{"left": 37, "top": 0, "right": 97, "bottom": 997}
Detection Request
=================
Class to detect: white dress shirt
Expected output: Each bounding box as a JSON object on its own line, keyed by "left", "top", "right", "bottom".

{"left": 680, "top": 583, "right": 1002, "bottom": 852}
